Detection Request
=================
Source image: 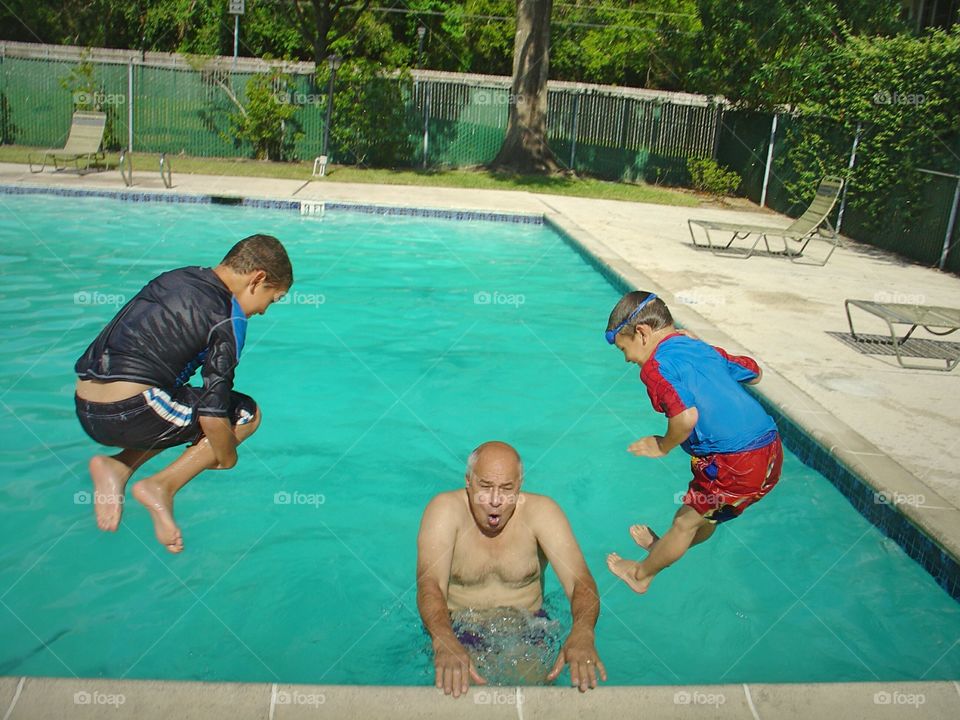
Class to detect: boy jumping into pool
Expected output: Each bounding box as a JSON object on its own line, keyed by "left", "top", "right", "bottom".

{"left": 74, "top": 234, "right": 292, "bottom": 553}
{"left": 603, "top": 290, "right": 782, "bottom": 594}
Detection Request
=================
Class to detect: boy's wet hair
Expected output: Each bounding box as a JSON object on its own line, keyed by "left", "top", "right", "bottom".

{"left": 221, "top": 234, "right": 293, "bottom": 289}
{"left": 606, "top": 290, "right": 673, "bottom": 336}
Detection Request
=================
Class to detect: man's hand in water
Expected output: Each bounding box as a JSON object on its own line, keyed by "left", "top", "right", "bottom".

{"left": 546, "top": 629, "right": 607, "bottom": 692}
{"left": 433, "top": 637, "right": 486, "bottom": 699}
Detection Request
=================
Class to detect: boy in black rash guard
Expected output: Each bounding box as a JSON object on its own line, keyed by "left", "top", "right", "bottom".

{"left": 74, "top": 234, "right": 292, "bottom": 553}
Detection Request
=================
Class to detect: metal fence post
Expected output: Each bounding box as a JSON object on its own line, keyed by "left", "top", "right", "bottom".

{"left": 917, "top": 167, "right": 960, "bottom": 270}
{"left": 127, "top": 59, "right": 134, "bottom": 153}
{"left": 760, "top": 113, "right": 778, "bottom": 208}
{"left": 711, "top": 102, "right": 723, "bottom": 161}
{"left": 836, "top": 122, "right": 861, "bottom": 234}
{"left": 943, "top": 178, "right": 960, "bottom": 270}
{"left": 422, "top": 82, "right": 431, "bottom": 168}
{"left": 569, "top": 92, "right": 581, "bottom": 170}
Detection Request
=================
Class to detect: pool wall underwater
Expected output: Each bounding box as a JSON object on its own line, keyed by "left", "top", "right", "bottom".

{"left": 1, "top": 183, "right": 958, "bottom": 719}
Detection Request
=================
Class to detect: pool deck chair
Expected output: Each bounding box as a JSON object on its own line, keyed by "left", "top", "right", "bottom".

{"left": 28, "top": 111, "right": 107, "bottom": 174}
{"left": 845, "top": 300, "right": 960, "bottom": 371}
{"left": 688, "top": 175, "right": 845, "bottom": 266}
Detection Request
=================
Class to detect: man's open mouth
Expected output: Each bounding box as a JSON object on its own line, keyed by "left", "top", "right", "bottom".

{"left": 488, "top": 513, "right": 501, "bottom": 526}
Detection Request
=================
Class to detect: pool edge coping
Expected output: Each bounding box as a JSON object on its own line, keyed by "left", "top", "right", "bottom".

{"left": 2, "top": 676, "right": 958, "bottom": 719}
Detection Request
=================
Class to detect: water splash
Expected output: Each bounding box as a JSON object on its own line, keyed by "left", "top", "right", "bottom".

{"left": 451, "top": 606, "right": 562, "bottom": 686}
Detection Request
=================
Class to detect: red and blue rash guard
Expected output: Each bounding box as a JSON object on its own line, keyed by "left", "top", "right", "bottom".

{"left": 75, "top": 267, "right": 247, "bottom": 418}
{"left": 640, "top": 333, "right": 777, "bottom": 456}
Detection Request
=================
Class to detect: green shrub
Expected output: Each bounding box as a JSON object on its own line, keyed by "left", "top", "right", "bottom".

{"left": 229, "top": 69, "right": 302, "bottom": 161}
{"left": 323, "top": 60, "right": 415, "bottom": 167}
{"left": 687, "top": 157, "right": 741, "bottom": 196}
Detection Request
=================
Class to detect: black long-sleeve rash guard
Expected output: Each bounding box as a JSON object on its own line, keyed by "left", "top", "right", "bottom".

{"left": 75, "top": 266, "right": 248, "bottom": 418}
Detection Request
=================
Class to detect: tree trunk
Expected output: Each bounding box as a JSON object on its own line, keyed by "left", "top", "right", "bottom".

{"left": 489, "top": 0, "right": 561, "bottom": 174}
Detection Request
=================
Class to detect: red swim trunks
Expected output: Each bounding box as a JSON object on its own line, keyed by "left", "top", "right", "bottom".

{"left": 683, "top": 435, "right": 783, "bottom": 523}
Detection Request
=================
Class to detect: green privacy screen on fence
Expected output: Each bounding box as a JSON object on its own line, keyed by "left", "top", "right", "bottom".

{"left": 1, "top": 43, "right": 956, "bottom": 274}
{"left": 0, "top": 52, "right": 720, "bottom": 185}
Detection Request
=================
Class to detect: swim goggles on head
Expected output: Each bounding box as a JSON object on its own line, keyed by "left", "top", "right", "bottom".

{"left": 604, "top": 294, "right": 657, "bottom": 344}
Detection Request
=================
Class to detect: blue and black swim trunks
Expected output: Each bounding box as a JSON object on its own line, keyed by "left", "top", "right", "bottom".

{"left": 75, "top": 387, "right": 257, "bottom": 451}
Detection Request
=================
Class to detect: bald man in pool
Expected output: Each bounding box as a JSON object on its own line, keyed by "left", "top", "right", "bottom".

{"left": 416, "top": 441, "right": 606, "bottom": 698}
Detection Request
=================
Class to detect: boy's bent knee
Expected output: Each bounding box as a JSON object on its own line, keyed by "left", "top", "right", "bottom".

{"left": 673, "top": 505, "right": 708, "bottom": 533}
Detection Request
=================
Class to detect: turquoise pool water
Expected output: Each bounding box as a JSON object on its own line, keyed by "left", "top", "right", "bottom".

{"left": 0, "top": 192, "right": 958, "bottom": 686}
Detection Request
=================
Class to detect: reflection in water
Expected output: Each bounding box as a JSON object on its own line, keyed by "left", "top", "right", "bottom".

{"left": 451, "top": 606, "right": 562, "bottom": 686}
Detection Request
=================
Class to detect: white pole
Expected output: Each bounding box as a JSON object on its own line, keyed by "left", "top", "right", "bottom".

{"left": 917, "top": 168, "right": 960, "bottom": 271}
{"left": 836, "top": 122, "right": 861, "bottom": 234}
{"left": 422, "top": 83, "right": 431, "bottom": 168}
{"left": 233, "top": 15, "right": 239, "bottom": 70}
{"left": 760, "top": 113, "right": 778, "bottom": 208}
{"left": 127, "top": 60, "right": 134, "bottom": 152}
{"left": 569, "top": 93, "right": 581, "bottom": 170}
{"left": 940, "top": 178, "right": 960, "bottom": 270}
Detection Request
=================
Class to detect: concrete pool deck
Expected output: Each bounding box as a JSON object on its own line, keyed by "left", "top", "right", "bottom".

{"left": 1, "top": 162, "right": 958, "bottom": 717}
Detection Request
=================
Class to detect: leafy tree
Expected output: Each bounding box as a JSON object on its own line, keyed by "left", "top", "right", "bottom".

{"left": 275, "top": 0, "right": 374, "bottom": 64}
{"left": 764, "top": 28, "right": 960, "bottom": 225}
{"left": 690, "top": 0, "right": 908, "bottom": 104}
{"left": 550, "top": 0, "right": 699, "bottom": 89}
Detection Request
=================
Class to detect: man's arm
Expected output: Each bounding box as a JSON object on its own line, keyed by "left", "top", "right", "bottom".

{"left": 628, "top": 406, "right": 698, "bottom": 458}
{"left": 531, "top": 497, "right": 607, "bottom": 692}
{"left": 416, "top": 494, "right": 485, "bottom": 698}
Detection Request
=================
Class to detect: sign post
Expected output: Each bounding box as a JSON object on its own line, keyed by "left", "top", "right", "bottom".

{"left": 228, "top": 0, "right": 245, "bottom": 70}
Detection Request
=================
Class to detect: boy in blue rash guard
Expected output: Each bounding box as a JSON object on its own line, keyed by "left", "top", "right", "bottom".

{"left": 602, "top": 290, "right": 783, "bottom": 594}
{"left": 74, "top": 235, "right": 292, "bottom": 553}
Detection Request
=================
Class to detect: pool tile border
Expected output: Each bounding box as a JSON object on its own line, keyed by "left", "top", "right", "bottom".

{"left": 544, "top": 215, "right": 960, "bottom": 603}
{"left": 0, "top": 185, "right": 543, "bottom": 224}
{"left": 1, "top": 181, "right": 956, "bottom": 601}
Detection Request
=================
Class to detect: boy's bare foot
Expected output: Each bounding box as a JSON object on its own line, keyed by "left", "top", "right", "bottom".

{"left": 629, "top": 524, "right": 660, "bottom": 550}
{"left": 606, "top": 552, "right": 653, "bottom": 594}
{"left": 89, "top": 455, "right": 129, "bottom": 532}
{"left": 132, "top": 480, "right": 184, "bottom": 553}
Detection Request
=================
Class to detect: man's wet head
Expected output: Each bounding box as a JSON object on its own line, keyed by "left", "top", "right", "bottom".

{"left": 464, "top": 441, "right": 523, "bottom": 536}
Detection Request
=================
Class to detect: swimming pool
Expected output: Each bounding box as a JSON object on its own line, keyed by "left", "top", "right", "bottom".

{"left": 0, "top": 192, "right": 958, "bottom": 686}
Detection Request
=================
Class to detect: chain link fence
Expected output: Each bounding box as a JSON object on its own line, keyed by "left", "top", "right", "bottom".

{"left": 1, "top": 41, "right": 957, "bottom": 273}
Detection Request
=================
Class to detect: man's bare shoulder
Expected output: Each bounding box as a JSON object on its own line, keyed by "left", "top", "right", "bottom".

{"left": 423, "top": 489, "right": 467, "bottom": 517}
{"left": 518, "top": 492, "right": 566, "bottom": 521}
